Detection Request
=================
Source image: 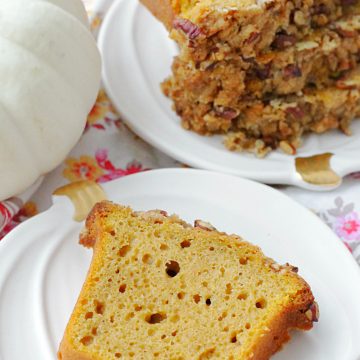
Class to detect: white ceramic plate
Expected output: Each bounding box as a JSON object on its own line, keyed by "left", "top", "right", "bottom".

{"left": 98, "top": 0, "right": 360, "bottom": 190}
{"left": 1, "top": 169, "right": 360, "bottom": 359}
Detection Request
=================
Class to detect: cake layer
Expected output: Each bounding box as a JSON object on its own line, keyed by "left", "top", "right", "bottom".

{"left": 142, "top": 0, "right": 358, "bottom": 63}
{"left": 163, "top": 13, "right": 360, "bottom": 110}
{"left": 165, "top": 65, "right": 360, "bottom": 156}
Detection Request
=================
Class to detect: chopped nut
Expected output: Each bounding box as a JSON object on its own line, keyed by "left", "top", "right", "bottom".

{"left": 279, "top": 141, "right": 296, "bottom": 155}
{"left": 245, "top": 31, "right": 261, "bottom": 45}
{"left": 173, "top": 18, "right": 202, "bottom": 40}
{"left": 341, "top": 0, "right": 357, "bottom": 5}
{"left": 283, "top": 64, "right": 302, "bottom": 79}
{"left": 272, "top": 33, "right": 297, "bottom": 49}
{"left": 257, "top": 53, "right": 275, "bottom": 64}
{"left": 284, "top": 262, "right": 299, "bottom": 273}
{"left": 335, "top": 28, "right": 357, "bottom": 37}
{"left": 305, "top": 302, "right": 320, "bottom": 322}
{"left": 214, "top": 106, "right": 238, "bottom": 120}
{"left": 293, "top": 11, "right": 306, "bottom": 26}
{"left": 295, "top": 40, "right": 319, "bottom": 51}
{"left": 255, "top": 63, "right": 271, "bottom": 80}
{"left": 194, "top": 220, "right": 217, "bottom": 231}
{"left": 336, "top": 79, "right": 358, "bottom": 89}
{"left": 312, "top": 3, "right": 330, "bottom": 15}
{"left": 270, "top": 263, "right": 281, "bottom": 271}
{"left": 285, "top": 106, "right": 305, "bottom": 119}
{"left": 321, "top": 35, "right": 339, "bottom": 52}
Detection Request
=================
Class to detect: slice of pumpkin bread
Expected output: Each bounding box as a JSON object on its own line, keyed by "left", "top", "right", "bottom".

{"left": 58, "top": 201, "right": 318, "bottom": 360}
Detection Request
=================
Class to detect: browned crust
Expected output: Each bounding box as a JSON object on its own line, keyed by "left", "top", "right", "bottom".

{"left": 140, "top": 0, "right": 174, "bottom": 29}
{"left": 58, "top": 338, "right": 94, "bottom": 360}
{"left": 246, "top": 290, "right": 314, "bottom": 359}
{"left": 79, "top": 201, "right": 114, "bottom": 248}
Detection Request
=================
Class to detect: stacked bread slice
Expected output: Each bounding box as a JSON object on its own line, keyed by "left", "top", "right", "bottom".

{"left": 142, "top": 0, "right": 360, "bottom": 156}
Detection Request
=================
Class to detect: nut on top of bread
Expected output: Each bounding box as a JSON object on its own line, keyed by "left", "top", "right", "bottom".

{"left": 58, "top": 201, "right": 318, "bottom": 360}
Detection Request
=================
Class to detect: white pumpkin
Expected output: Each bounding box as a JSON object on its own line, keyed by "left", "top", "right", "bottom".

{"left": 0, "top": 0, "right": 101, "bottom": 201}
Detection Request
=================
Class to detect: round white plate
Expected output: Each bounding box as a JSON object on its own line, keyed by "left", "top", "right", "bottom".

{"left": 1, "top": 169, "right": 360, "bottom": 359}
{"left": 98, "top": 0, "right": 360, "bottom": 190}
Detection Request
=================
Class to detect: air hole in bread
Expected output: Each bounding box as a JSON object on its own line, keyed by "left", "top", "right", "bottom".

{"left": 146, "top": 312, "right": 167, "bottom": 324}
{"left": 193, "top": 294, "right": 201, "bottom": 303}
{"left": 256, "top": 298, "right": 267, "bottom": 309}
{"left": 209, "top": 246, "right": 215, "bottom": 251}
{"left": 177, "top": 292, "right": 185, "bottom": 299}
{"left": 106, "top": 228, "right": 116, "bottom": 236}
{"left": 161, "top": 334, "right": 166, "bottom": 339}
{"left": 115, "top": 353, "right": 121, "bottom": 358}
{"left": 160, "top": 244, "right": 168, "bottom": 250}
{"left": 85, "top": 312, "right": 93, "bottom": 320}
{"left": 80, "top": 335, "right": 93, "bottom": 346}
{"left": 165, "top": 261, "right": 180, "bottom": 277}
{"left": 237, "top": 292, "right": 248, "bottom": 300}
{"left": 91, "top": 327, "right": 97, "bottom": 335}
{"left": 94, "top": 300, "right": 105, "bottom": 315}
{"left": 172, "top": 330, "right": 177, "bottom": 336}
{"left": 245, "top": 323, "right": 251, "bottom": 330}
{"left": 134, "top": 305, "right": 142, "bottom": 311}
{"left": 118, "top": 245, "right": 131, "bottom": 257}
{"left": 230, "top": 332, "right": 237, "bottom": 343}
{"left": 206, "top": 298, "right": 212, "bottom": 306}
{"left": 180, "top": 240, "right": 191, "bottom": 248}
{"left": 142, "top": 254, "right": 153, "bottom": 264}
{"left": 110, "top": 315, "right": 114, "bottom": 323}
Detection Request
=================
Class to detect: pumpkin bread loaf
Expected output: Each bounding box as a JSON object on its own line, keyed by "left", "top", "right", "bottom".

{"left": 58, "top": 201, "right": 318, "bottom": 360}
{"left": 141, "top": 0, "right": 360, "bottom": 156}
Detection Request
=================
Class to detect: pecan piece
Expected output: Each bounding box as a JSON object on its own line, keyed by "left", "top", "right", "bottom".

{"left": 255, "top": 63, "right": 271, "bottom": 80}
{"left": 272, "top": 33, "right": 296, "bottom": 49}
{"left": 335, "top": 28, "right": 357, "bottom": 38}
{"left": 194, "top": 220, "right": 217, "bottom": 231}
{"left": 341, "top": 0, "right": 357, "bottom": 5}
{"left": 336, "top": 78, "right": 357, "bottom": 89}
{"left": 312, "top": 3, "right": 330, "bottom": 15}
{"left": 173, "top": 18, "right": 202, "bottom": 40}
{"left": 283, "top": 64, "right": 302, "bottom": 79}
{"left": 305, "top": 302, "right": 320, "bottom": 322}
{"left": 245, "top": 32, "right": 261, "bottom": 45}
{"left": 285, "top": 106, "right": 305, "bottom": 119}
{"left": 214, "top": 106, "right": 238, "bottom": 120}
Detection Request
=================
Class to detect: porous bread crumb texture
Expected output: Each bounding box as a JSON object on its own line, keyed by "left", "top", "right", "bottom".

{"left": 58, "top": 201, "right": 316, "bottom": 360}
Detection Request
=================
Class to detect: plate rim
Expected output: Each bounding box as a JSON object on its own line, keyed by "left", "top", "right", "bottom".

{"left": 97, "top": 0, "right": 360, "bottom": 189}
{"left": 1, "top": 168, "right": 360, "bottom": 359}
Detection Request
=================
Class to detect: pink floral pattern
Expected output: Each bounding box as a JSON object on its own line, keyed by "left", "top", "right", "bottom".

{"left": 95, "top": 149, "right": 150, "bottom": 183}
{"left": 334, "top": 212, "right": 360, "bottom": 242}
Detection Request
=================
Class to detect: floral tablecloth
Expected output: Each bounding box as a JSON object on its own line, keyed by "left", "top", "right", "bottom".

{"left": 1, "top": 0, "right": 360, "bottom": 267}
